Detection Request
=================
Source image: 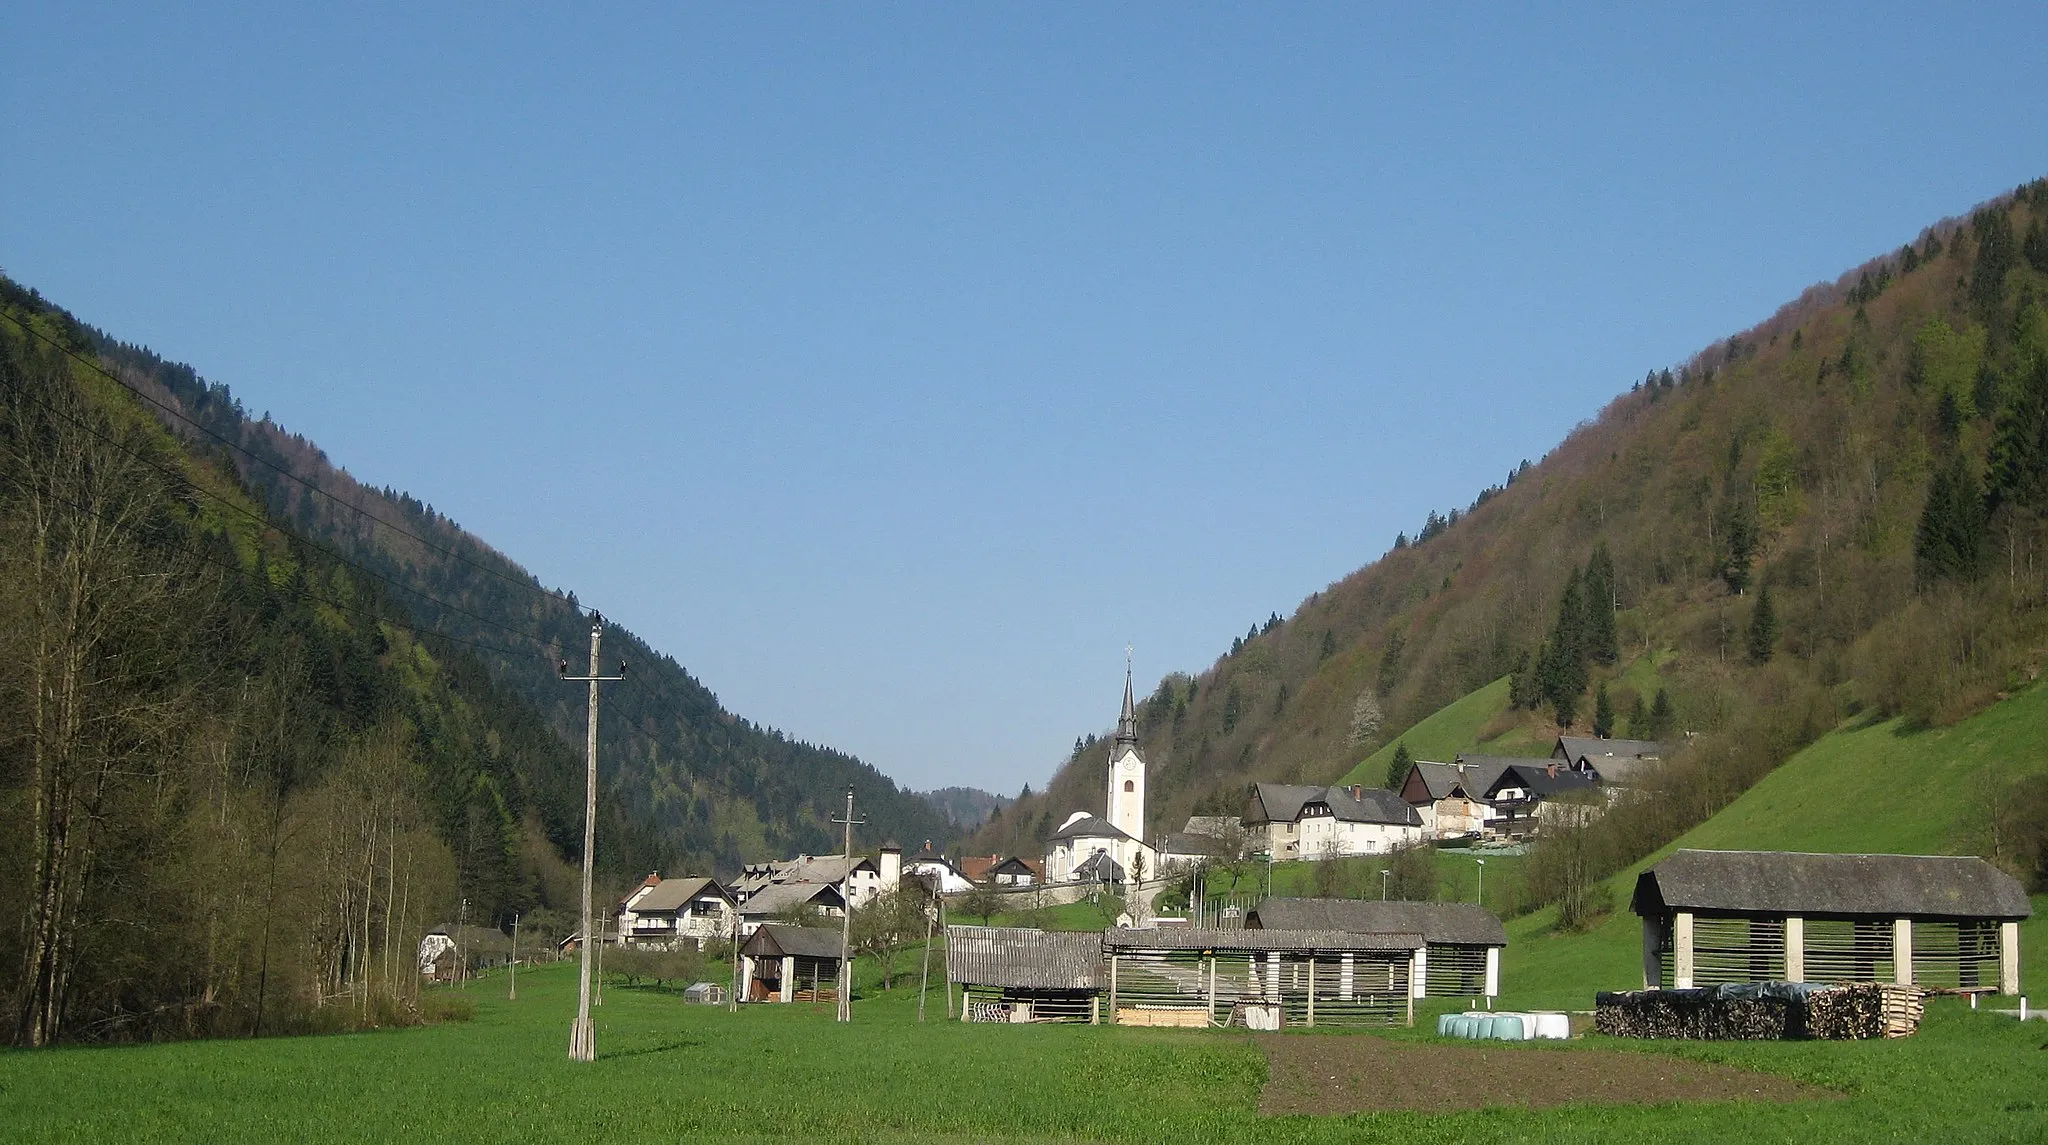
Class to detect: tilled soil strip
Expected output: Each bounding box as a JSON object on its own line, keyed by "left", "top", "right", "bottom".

{"left": 1258, "top": 1034, "right": 1837, "bottom": 1116}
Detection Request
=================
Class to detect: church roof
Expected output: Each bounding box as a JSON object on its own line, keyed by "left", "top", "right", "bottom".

{"left": 1114, "top": 660, "right": 1138, "bottom": 751}
{"left": 1048, "top": 813, "right": 1136, "bottom": 843}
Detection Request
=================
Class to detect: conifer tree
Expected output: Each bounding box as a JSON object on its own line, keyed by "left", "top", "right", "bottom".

{"left": 1592, "top": 684, "right": 1615, "bottom": 738}
{"left": 1914, "top": 454, "right": 1988, "bottom": 587}
{"left": 1625, "top": 691, "right": 1647, "bottom": 738}
{"left": 1386, "top": 741, "right": 1413, "bottom": 791}
{"left": 1746, "top": 588, "right": 1779, "bottom": 664}
{"left": 1646, "top": 688, "right": 1675, "bottom": 742}
{"left": 1582, "top": 543, "right": 1618, "bottom": 664}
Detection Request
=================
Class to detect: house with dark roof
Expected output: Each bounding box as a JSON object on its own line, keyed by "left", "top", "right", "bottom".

{"left": 1397, "top": 760, "right": 1500, "bottom": 839}
{"left": 738, "top": 924, "right": 847, "bottom": 1003}
{"left": 736, "top": 880, "right": 847, "bottom": 936}
{"left": 1243, "top": 783, "right": 1423, "bottom": 860}
{"left": 616, "top": 875, "right": 734, "bottom": 949}
{"left": 948, "top": 926, "right": 1104, "bottom": 1022}
{"left": 1632, "top": 849, "right": 2030, "bottom": 994}
{"left": 959, "top": 855, "right": 1041, "bottom": 886}
{"left": 1246, "top": 898, "right": 1509, "bottom": 1000}
{"left": 1552, "top": 735, "right": 1668, "bottom": 786}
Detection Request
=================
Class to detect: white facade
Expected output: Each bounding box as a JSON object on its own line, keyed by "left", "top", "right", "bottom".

{"left": 1107, "top": 741, "right": 1145, "bottom": 844}
{"left": 1296, "top": 809, "right": 1423, "bottom": 857}
{"left": 1045, "top": 663, "right": 1159, "bottom": 884}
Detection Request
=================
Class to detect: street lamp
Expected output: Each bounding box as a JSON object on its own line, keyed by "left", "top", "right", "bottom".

{"left": 1475, "top": 858, "right": 1486, "bottom": 908}
{"left": 1380, "top": 869, "right": 1390, "bottom": 902}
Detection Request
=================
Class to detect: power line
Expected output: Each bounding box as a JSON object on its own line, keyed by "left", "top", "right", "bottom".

{"left": 0, "top": 309, "right": 590, "bottom": 620}
{"left": 3, "top": 370, "right": 563, "bottom": 654}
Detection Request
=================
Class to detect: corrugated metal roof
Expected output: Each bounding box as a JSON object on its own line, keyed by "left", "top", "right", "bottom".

{"left": 945, "top": 926, "right": 1103, "bottom": 990}
{"left": 741, "top": 924, "right": 846, "bottom": 961}
{"left": 1103, "top": 926, "right": 1423, "bottom": 953}
{"left": 738, "top": 881, "right": 844, "bottom": 917}
{"left": 1247, "top": 898, "right": 1508, "bottom": 947}
{"left": 1633, "top": 850, "right": 2033, "bottom": 920}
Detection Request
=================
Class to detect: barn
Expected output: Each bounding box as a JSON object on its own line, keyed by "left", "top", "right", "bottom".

{"left": 738, "top": 924, "right": 846, "bottom": 1003}
{"left": 1101, "top": 927, "right": 1421, "bottom": 1028}
{"left": 1245, "top": 898, "right": 1509, "bottom": 1001}
{"left": 1632, "top": 850, "right": 2029, "bottom": 994}
{"left": 946, "top": 926, "right": 1104, "bottom": 1023}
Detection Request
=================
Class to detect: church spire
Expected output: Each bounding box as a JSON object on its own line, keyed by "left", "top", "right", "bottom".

{"left": 1115, "top": 648, "right": 1137, "bottom": 749}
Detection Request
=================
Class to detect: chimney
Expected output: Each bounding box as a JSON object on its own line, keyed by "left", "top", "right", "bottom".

{"left": 1547, "top": 763, "right": 1558, "bottom": 779}
{"left": 1348, "top": 784, "right": 1363, "bottom": 801}
{"left": 879, "top": 843, "right": 901, "bottom": 887}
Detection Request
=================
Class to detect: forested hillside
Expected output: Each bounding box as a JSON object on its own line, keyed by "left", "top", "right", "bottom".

{"left": 0, "top": 275, "right": 950, "bottom": 1045}
{"left": 976, "top": 177, "right": 2048, "bottom": 886}
{"left": 46, "top": 291, "right": 954, "bottom": 875}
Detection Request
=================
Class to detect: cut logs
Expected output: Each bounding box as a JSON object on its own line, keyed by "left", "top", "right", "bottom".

{"left": 1595, "top": 983, "right": 1923, "bottom": 1040}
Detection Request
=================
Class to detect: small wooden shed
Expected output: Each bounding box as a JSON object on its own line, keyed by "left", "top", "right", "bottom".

{"left": 1632, "top": 850, "right": 2030, "bottom": 994}
{"left": 946, "top": 926, "right": 1104, "bottom": 1023}
{"left": 1245, "top": 898, "right": 1508, "bottom": 1000}
{"left": 739, "top": 924, "right": 846, "bottom": 1003}
{"left": 1102, "top": 927, "right": 1422, "bottom": 1028}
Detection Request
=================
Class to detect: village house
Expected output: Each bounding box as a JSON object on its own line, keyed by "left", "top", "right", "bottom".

{"left": 1552, "top": 735, "right": 1668, "bottom": 787}
{"left": 1398, "top": 759, "right": 1499, "bottom": 839}
{"left": 730, "top": 845, "right": 900, "bottom": 929}
{"left": 1242, "top": 783, "right": 1423, "bottom": 860}
{"left": 1397, "top": 755, "right": 1596, "bottom": 841}
{"left": 615, "top": 875, "right": 734, "bottom": 949}
{"left": 905, "top": 845, "right": 975, "bottom": 893}
{"left": 1633, "top": 849, "right": 2030, "bottom": 994}
{"left": 1246, "top": 898, "right": 1509, "bottom": 1001}
{"left": 735, "top": 880, "right": 847, "bottom": 936}
{"left": 960, "top": 855, "right": 1041, "bottom": 887}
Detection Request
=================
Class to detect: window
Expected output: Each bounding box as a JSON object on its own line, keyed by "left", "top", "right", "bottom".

{"left": 1123, "top": 780, "right": 1134, "bottom": 792}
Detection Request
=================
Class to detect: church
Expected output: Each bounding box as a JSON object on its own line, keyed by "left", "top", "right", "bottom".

{"left": 1044, "top": 663, "right": 1159, "bottom": 884}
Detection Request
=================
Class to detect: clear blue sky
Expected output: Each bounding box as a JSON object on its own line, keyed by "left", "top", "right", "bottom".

{"left": 5, "top": 5, "right": 2044, "bottom": 793}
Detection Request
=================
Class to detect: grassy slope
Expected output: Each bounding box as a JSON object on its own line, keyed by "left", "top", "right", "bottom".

{"left": 1496, "top": 679, "right": 2048, "bottom": 1011}
{"left": 1337, "top": 676, "right": 1522, "bottom": 788}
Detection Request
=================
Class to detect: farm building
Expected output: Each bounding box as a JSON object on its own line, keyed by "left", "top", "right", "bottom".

{"left": 946, "top": 926, "right": 1104, "bottom": 1022}
{"left": 1245, "top": 898, "right": 1508, "bottom": 1001}
{"left": 1632, "top": 850, "right": 2029, "bottom": 994}
{"left": 616, "top": 876, "right": 734, "bottom": 949}
{"left": 738, "top": 924, "right": 846, "bottom": 1003}
{"left": 1101, "top": 927, "right": 1422, "bottom": 1028}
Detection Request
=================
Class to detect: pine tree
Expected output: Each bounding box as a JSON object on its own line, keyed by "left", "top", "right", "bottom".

{"left": 1914, "top": 454, "right": 1988, "bottom": 587}
{"left": 1386, "top": 741, "right": 1413, "bottom": 791}
{"left": 1646, "top": 688, "right": 1675, "bottom": 742}
{"left": 1987, "top": 357, "right": 2048, "bottom": 512}
{"left": 1592, "top": 684, "right": 1615, "bottom": 738}
{"left": 1721, "top": 495, "right": 1758, "bottom": 594}
{"left": 1582, "top": 543, "right": 1618, "bottom": 664}
{"left": 1318, "top": 629, "right": 1336, "bottom": 660}
{"left": 1746, "top": 588, "right": 1779, "bottom": 664}
{"left": 1625, "top": 692, "right": 1647, "bottom": 738}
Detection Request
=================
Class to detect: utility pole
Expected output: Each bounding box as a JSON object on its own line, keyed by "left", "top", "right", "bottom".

{"left": 561, "top": 616, "right": 625, "bottom": 1063}
{"left": 510, "top": 913, "right": 519, "bottom": 1001}
{"left": 1475, "top": 858, "right": 1486, "bottom": 909}
{"left": 830, "top": 785, "right": 865, "bottom": 1023}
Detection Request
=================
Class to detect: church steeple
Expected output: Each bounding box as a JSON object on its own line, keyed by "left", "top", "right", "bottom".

{"left": 1115, "top": 650, "right": 1137, "bottom": 749}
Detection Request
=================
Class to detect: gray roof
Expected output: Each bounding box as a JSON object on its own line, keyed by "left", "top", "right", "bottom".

{"left": 1049, "top": 813, "right": 1136, "bottom": 843}
{"left": 1632, "top": 850, "right": 2034, "bottom": 921}
{"left": 738, "top": 881, "right": 845, "bottom": 917}
{"left": 1554, "top": 736, "right": 1667, "bottom": 763}
{"left": 1402, "top": 761, "right": 1467, "bottom": 802}
{"left": 628, "top": 877, "right": 729, "bottom": 914}
{"left": 1447, "top": 756, "right": 1527, "bottom": 795}
{"left": 741, "top": 923, "right": 846, "bottom": 961}
{"left": 1103, "top": 926, "right": 1423, "bottom": 954}
{"left": 1158, "top": 832, "right": 1232, "bottom": 859}
{"left": 946, "top": 926, "right": 1104, "bottom": 990}
{"left": 1183, "top": 816, "right": 1239, "bottom": 837}
{"left": 1073, "top": 852, "right": 1126, "bottom": 883}
{"left": 1245, "top": 898, "right": 1508, "bottom": 947}
{"left": 1246, "top": 783, "right": 1422, "bottom": 827}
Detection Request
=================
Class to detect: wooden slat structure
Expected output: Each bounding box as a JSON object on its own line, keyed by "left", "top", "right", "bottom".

{"left": 1634, "top": 850, "right": 2029, "bottom": 995}
{"left": 946, "top": 926, "right": 1104, "bottom": 1023}
{"left": 738, "top": 924, "right": 845, "bottom": 1003}
{"left": 1101, "top": 927, "right": 1421, "bottom": 1029}
{"left": 1245, "top": 898, "right": 1507, "bottom": 1001}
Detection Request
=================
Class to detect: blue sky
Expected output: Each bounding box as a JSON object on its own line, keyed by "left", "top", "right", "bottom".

{"left": 5, "top": 5, "right": 2044, "bottom": 793}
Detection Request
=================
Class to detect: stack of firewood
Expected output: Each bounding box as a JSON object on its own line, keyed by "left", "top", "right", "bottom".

{"left": 1595, "top": 984, "right": 1926, "bottom": 1040}
{"left": 1594, "top": 991, "right": 1791, "bottom": 1039}
{"left": 1803, "top": 984, "right": 1924, "bottom": 1039}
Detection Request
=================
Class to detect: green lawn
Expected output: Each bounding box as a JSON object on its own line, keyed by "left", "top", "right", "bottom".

{"left": 4, "top": 957, "right": 2045, "bottom": 1143}
{"left": 1338, "top": 676, "right": 1517, "bottom": 788}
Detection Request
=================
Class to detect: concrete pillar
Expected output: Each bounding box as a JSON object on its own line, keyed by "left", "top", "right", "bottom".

{"left": 1484, "top": 945, "right": 1500, "bottom": 999}
{"left": 1305, "top": 959, "right": 1316, "bottom": 1027}
{"left": 1409, "top": 947, "right": 1426, "bottom": 999}
{"left": 1894, "top": 919, "right": 1913, "bottom": 986}
{"left": 740, "top": 954, "right": 755, "bottom": 1001}
{"left": 1642, "top": 916, "right": 1661, "bottom": 989}
{"left": 2002, "top": 920, "right": 2021, "bottom": 996}
{"left": 1206, "top": 957, "right": 1217, "bottom": 1024}
{"left": 1673, "top": 912, "right": 1694, "bottom": 989}
{"left": 1340, "top": 952, "right": 1356, "bottom": 1001}
{"left": 780, "top": 955, "right": 794, "bottom": 1003}
{"left": 1107, "top": 954, "right": 1118, "bottom": 1023}
{"left": 1785, "top": 917, "right": 1805, "bottom": 983}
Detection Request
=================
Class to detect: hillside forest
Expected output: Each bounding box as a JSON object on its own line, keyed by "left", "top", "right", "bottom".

{"left": 0, "top": 277, "right": 956, "bottom": 1047}
{"left": 973, "top": 179, "right": 2048, "bottom": 913}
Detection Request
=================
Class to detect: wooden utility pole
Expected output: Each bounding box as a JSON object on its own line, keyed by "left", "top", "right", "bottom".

{"left": 561, "top": 617, "right": 624, "bottom": 1062}
{"left": 510, "top": 913, "right": 519, "bottom": 1001}
{"left": 831, "top": 786, "right": 864, "bottom": 1023}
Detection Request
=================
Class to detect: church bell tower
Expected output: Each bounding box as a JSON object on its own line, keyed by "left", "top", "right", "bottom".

{"left": 1105, "top": 655, "right": 1146, "bottom": 844}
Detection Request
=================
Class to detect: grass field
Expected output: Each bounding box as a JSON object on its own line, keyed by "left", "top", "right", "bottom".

{"left": 4, "top": 957, "right": 2045, "bottom": 1143}
{"left": 1337, "top": 676, "right": 1518, "bottom": 788}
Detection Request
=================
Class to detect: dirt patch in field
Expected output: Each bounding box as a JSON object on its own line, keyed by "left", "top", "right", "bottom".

{"left": 1258, "top": 1034, "right": 1836, "bottom": 1116}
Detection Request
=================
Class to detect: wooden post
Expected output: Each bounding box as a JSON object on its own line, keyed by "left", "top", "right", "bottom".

{"left": 1673, "top": 912, "right": 1694, "bottom": 989}
{"left": 1305, "top": 959, "right": 1315, "bottom": 1028}
{"left": 1484, "top": 945, "right": 1500, "bottom": 1000}
{"left": 2001, "top": 920, "right": 2021, "bottom": 996}
{"left": 1785, "top": 917, "right": 1805, "bottom": 983}
{"left": 1643, "top": 915, "right": 1660, "bottom": 989}
{"left": 1894, "top": 918, "right": 1913, "bottom": 986}
{"left": 1090, "top": 993, "right": 1100, "bottom": 1025}
{"left": 1405, "top": 957, "right": 1414, "bottom": 1027}
{"left": 1206, "top": 956, "right": 1217, "bottom": 1026}
{"left": 1108, "top": 953, "right": 1119, "bottom": 1024}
